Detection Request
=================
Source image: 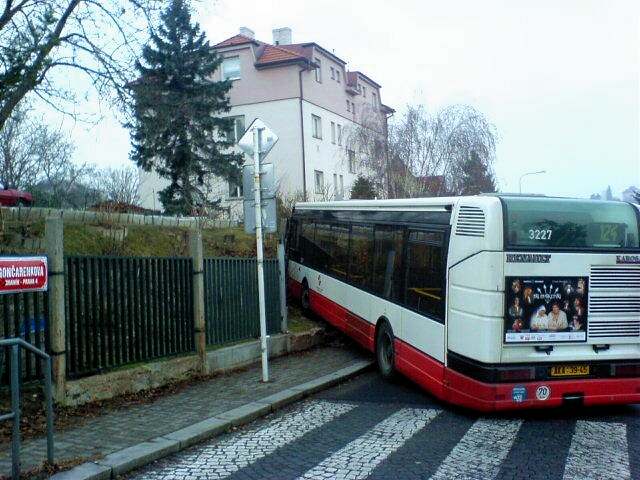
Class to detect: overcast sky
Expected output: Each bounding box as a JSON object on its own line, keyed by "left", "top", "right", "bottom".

{"left": 67, "top": 0, "right": 639, "bottom": 198}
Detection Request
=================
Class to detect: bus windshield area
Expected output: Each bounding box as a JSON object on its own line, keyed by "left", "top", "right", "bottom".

{"left": 503, "top": 197, "right": 640, "bottom": 251}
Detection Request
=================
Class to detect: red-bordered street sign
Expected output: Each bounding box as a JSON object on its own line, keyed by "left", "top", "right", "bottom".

{"left": 0, "top": 256, "right": 48, "bottom": 294}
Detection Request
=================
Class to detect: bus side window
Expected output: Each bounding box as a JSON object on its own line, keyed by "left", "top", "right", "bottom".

{"left": 288, "top": 219, "right": 300, "bottom": 262}
{"left": 300, "top": 221, "right": 315, "bottom": 264}
{"left": 349, "top": 225, "right": 373, "bottom": 289}
{"left": 314, "top": 223, "right": 333, "bottom": 272}
{"left": 371, "top": 226, "right": 404, "bottom": 300}
{"left": 405, "top": 230, "right": 445, "bottom": 321}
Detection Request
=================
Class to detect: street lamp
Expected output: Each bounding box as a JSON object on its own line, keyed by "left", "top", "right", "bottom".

{"left": 519, "top": 170, "right": 546, "bottom": 194}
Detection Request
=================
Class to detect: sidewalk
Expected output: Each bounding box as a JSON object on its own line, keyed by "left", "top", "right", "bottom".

{"left": 0, "top": 345, "right": 370, "bottom": 478}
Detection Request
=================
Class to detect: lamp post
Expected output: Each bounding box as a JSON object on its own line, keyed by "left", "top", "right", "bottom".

{"left": 519, "top": 170, "right": 546, "bottom": 194}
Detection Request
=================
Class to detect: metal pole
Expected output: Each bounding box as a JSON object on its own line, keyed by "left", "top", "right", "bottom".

{"left": 253, "top": 127, "right": 269, "bottom": 382}
{"left": 11, "top": 345, "right": 20, "bottom": 479}
{"left": 277, "top": 243, "right": 288, "bottom": 333}
{"left": 44, "top": 356, "right": 54, "bottom": 464}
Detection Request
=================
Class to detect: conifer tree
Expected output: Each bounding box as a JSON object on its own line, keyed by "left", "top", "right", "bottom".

{"left": 129, "top": 0, "right": 241, "bottom": 215}
{"left": 350, "top": 176, "right": 377, "bottom": 199}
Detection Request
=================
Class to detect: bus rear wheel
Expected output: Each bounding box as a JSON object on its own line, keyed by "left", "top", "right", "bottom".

{"left": 376, "top": 321, "right": 397, "bottom": 380}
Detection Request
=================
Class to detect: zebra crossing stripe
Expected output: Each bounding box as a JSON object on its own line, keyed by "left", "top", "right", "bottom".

{"left": 138, "top": 400, "right": 356, "bottom": 480}
{"left": 297, "top": 408, "right": 440, "bottom": 480}
{"left": 563, "top": 421, "right": 631, "bottom": 480}
{"left": 429, "top": 418, "right": 523, "bottom": 480}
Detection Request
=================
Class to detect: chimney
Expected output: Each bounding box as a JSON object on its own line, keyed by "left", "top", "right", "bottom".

{"left": 239, "top": 27, "right": 255, "bottom": 39}
{"left": 272, "top": 27, "right": 292, "bottom": 45}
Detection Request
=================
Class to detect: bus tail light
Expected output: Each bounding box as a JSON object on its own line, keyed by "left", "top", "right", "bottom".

{"left": 498, "top": 368, "right": 535, "bottom": 382}
{"left": 613, "top": 364, "right": 640, "bottom": 377}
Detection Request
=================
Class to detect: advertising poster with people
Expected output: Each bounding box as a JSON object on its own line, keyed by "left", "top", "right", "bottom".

{"left": 504, "top": 276, "right": 588, "bottom": 343}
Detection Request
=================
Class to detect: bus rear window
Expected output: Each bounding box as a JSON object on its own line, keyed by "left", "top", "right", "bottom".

{"left": 503, "top": 197, "right": 639, "bottom": 250}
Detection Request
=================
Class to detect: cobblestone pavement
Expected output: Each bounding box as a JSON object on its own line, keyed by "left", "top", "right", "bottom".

{"left": 0, "top": 346, "right": 366, "bottom": 477}
{"left": 129, "top": 372, "right": 640, "bottom": 480}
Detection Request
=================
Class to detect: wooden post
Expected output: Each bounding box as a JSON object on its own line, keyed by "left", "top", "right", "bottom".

{"left": 189, "top": 231, "right": 206, "bottom": 373}
{"left": 45, "top": 217, "right": 66, "bottom": 402}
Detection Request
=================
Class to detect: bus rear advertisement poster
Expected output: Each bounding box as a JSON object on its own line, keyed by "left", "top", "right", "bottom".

{"left": 504, "top": 276, "right": 589, "bottom": 343}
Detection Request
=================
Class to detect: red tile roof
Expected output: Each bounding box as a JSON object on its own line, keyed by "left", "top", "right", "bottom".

{"left": 255, "top": 44, "right": 308, "bottom": 66}
{"left": 214, "top": 34, "right": 260, "bottom": 48}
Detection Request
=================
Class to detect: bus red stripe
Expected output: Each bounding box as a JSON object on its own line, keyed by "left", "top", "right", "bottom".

{"left": 289, "top": 277, "right": 640, "bottom": 411}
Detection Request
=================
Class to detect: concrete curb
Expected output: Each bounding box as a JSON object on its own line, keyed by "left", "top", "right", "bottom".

{"left": 51, "top": 359, "right": 373, "bottom": 480}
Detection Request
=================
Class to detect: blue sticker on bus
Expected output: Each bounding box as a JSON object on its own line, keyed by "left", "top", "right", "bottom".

{"left": 512, "top": 386, "right": 527, "bottom": 403}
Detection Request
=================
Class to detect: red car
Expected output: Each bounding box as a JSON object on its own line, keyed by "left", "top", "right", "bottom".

{"left": 0, "top": 186, "right": 33, "bottom": 207}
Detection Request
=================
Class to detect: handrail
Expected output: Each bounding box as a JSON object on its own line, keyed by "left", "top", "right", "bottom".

{"left": 0, "top": 337, "right": 54, "bottom": 479}
{"left": 0, "top": 337, "right": 51, "bottom": 359}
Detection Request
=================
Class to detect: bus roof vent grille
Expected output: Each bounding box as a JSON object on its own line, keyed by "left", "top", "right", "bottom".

{"left": 455, "top": 205, "right": 486, "bottom": 237}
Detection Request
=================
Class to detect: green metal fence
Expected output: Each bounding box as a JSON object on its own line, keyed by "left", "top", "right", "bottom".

{"left": 204, "top": 257, "right": 281, "bottom": 346}
{"left": 64, "top": 256, "right": 195, "bottom": 378}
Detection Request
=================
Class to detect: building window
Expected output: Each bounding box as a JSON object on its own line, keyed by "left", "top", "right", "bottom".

{"left": 362, "top": 85, "right": 367, "bottom": 97}
{"left": 330, "top": 67, "right": 335, "bottom": 80}
{"left": 348, "top": 149, "right": 356, "bottom": 173}
{"left": 221, "top": 57, "right": 241, "bottom": 81}
{"left": 225, "top": 115, "right": 245, "bottom": 143}
{"left": 333, "top": 173, "right": 338, "bottom": 196}
{"left": 339, "top": 175, "right": 344, "bottom": 197}
{"left": 312, "top": 114, "right": 322, "bottom": 139}
{"left": 331, "top": 122, "right": 336, "bottom": 144}
{"left": 336, "top": 70, "right": 341, "bottom": 83}
{"left": 346, "top": 100, "right": 350, "bottom": 112}
{"left": 337, "top": 124, "right": 343, "bottom": 146}
{"left": 314, "top": 57, "right": 322, "bottom": 82}
{"left": 352, "top": 102, "right": 356, "bottom": 115}
{"left": 228, "top": 169, "right": 243, "bottom": 198}
{"left": 372, "top": 92, "right": 377, "bottom": 106}
{"left": 314, "top": 170, "right": 324, "bottom": 193}
{"left": 228, "top": 179, "right": 243, "bottom": 198}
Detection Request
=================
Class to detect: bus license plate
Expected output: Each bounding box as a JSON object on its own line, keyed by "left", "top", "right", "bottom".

{"left": 550, "top": 365, "right": 590, "bottom": 377}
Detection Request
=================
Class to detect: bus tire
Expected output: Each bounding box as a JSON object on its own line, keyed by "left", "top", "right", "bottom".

{"left": 301, "top": 281, "right": 310, "bottom": 313}
{"left": 376, "top": 321, "right": 397, "bottom": 381}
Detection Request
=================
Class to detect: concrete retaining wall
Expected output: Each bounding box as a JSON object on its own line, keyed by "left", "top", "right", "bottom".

{"left": 64, "top": 328, "right": 327, "bottom": 407}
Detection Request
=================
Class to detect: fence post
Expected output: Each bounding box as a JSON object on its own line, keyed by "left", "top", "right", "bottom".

{"left": 45, "top": 217, "right": 66, "bottom": 402}
{"left": 277, "top": 243, "right": 288, "bottom": 332}
{"left": 189, "top": 231, "right": 206, "bottom": 373}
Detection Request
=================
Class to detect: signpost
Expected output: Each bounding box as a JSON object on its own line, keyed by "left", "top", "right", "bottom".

{"left": 237, "top": 118, "right": 279, "bottom": 382}
{"left": 0, "top": 256, "right": 48, "bottom": 294}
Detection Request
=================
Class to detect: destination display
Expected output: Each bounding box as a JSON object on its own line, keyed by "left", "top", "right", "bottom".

{"left": 0, "top": 256, "right": 48, "bottom": 294}
{"left": 504, "top": 276, "right": 588, "bottom": 343}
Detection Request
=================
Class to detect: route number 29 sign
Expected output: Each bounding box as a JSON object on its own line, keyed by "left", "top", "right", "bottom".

{"left": 0, "top": 256, "right": 48, "bottom": 294}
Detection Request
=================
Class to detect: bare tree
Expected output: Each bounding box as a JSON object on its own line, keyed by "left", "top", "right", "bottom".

{"left": 0, "top": 0, "right": 162, "bottom": 131}
{"left": 352, "top": 103, "right": 497, "bottom": 198}
{"left": 0, "top": 100, "right": 88, "bottom": 208}
{"left": 99, "top": 166, "right": 140, "bottom": 205}
{"left": 0, "top": 103, "right": 40, "bottom": 189}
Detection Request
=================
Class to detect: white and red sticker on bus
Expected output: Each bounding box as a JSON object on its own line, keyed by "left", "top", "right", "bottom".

{"left": 0, "top": 256, "right": 48, "bottom": 294}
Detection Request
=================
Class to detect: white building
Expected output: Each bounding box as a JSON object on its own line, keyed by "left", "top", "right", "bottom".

{"left": 138, "top": 27, "right": 393, "bottom": 218}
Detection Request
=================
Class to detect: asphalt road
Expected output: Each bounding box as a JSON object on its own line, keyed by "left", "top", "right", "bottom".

{"left": 128, "top": 368, "right": 640, "bottom": 480}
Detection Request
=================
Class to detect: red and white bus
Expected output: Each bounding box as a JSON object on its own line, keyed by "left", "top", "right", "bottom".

{"left": 286, "top": 195, "right": 640, "bottom": 411}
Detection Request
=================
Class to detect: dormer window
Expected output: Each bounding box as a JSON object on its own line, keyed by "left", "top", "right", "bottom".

{"left": 362, "top": 85, "right": 367, "bottom": 97}
{"left": 222, "top": 57, "right": 241, "bottom": 81}
{"left": 336, "top": 70, "right": 341, "bottom": 83}
{"left": 346, "top": 100, "right": 350, "bottom": 112}
{"left": 330, "top": 67, "right": 335, "bottom": 80}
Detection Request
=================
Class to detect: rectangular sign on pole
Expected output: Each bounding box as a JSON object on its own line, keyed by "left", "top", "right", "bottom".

{"left": 0, "top": 256, "right": 48, "bottom": 294}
